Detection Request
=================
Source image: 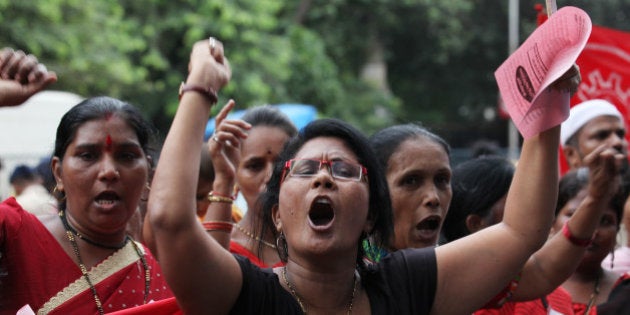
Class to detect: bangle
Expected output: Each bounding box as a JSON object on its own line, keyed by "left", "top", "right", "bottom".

{"left": 179, "top": 82, "right": 218, "bottom": 104}
{"left": 562, "top": 221, "right": 593, "bottom": 247}
{"left": 202, "top": 221, "right": 233, "bottom": 232}
{"left": 208, "top": 191, "right": 236, "bottom": 204}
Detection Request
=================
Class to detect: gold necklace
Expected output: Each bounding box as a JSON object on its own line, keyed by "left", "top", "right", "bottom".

{"left": 235, "top": 224, "right": 276, "bottom": 249}
{"left": 282, "top": 266, "right": 358, "bottom": 314}
{"left": 60, "top": 211, "right": 151, "bottom": 314}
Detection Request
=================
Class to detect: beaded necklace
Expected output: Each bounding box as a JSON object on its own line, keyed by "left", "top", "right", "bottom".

{"left": 59, "top": 210, "right": 150, "bottom": 314}
{"left": 282, "top": 266, "right": 358, "bottom": 314}
{"left": 584, "top": 269, "right": 602, "bottom": 314}
{"left": 234, "top": 224, "right": 276, "bottom": 249}
{"left": 59, "top": 210, "right": 128, "bottom": 250}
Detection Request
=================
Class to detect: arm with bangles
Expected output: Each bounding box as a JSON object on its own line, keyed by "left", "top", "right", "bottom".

{"left": 202, "top": 100, "right": 250, "bottom": 248}
{"left": 509, "top": 143, "right": 624, "bottom": 302}
{"left": 147, "top": 37, "right": 243, "bottom": 314}
{"left": 0, "top": 47, "right": 57, "bottom": 107}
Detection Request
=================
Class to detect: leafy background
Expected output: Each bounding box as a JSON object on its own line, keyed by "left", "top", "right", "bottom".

{"left": 1, "top": 0, "right": 629, "bottom": 151}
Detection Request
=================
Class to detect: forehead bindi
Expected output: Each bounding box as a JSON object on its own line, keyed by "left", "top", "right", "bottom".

{"left": 242, "top": 126, "right": 289, "bottom": 157}
{"left": 72, "top": 117, "right": 139, "bottom": 148}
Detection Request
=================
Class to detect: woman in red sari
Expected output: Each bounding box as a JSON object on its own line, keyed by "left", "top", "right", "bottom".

{"left": 0, "top": 48, "right": 171, "bottom": 314}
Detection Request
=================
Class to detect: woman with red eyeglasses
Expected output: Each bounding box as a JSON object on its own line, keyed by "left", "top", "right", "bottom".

{"left": 143, "top": 36, "right": 588, "bottom": 314}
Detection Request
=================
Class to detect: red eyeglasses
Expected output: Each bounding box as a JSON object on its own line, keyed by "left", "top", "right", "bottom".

{"left": 281, "top": 158, "right": 368, "bottom": 182}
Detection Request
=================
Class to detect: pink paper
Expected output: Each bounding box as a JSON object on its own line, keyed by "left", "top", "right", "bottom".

{"left": 16, "top": 305, "right": 35, "bottom": 315}
{"left": 495, "top": 6, "right": 592, "bottom": 139}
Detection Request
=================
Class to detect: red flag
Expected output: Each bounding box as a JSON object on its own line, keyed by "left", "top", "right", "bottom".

{"left": 571, "top": 25, "right": 630, "bottom": 114}
{"left": 559, "top": 25, "right": 630, "bottom": 174}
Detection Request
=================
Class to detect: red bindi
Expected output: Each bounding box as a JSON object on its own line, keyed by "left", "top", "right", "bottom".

{"left": 105, "top": 134, "right": 113, "bottom": 151}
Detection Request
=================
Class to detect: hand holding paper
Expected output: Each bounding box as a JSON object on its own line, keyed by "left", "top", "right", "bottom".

{"left": 495, "top": 6, "right": 591, "bottom": 139}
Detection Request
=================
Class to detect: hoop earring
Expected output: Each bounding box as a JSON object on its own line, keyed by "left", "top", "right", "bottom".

{"left": 53, "top": 185, "right": 66, "bottom": 202}
{"left": 275, "top": 231, "right": 289, "bottom": 262}
{"left": 610, "top": 249, "right": 615, "bottom": 270}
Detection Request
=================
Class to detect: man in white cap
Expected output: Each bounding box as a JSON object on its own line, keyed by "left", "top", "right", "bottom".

{"left": 561, "top": 99, "right": 627, "bottom": 169}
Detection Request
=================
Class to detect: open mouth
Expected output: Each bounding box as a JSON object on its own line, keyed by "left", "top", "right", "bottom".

{"left": 416, "top": 215, "right": 441, "bottom": 232}
{"left": 309, "top": 197, "right": 335, "bottom": 226}
{"left": 95, "top": 191, "right": 120, "bottom": 206}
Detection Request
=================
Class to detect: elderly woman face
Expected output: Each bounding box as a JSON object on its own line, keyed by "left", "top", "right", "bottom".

{"left": 386, "top": 136, "right": 452, "bottom": 249}
{"left": 274, "top": 136, "right": 371, "bottom": 259}
{"left": 53, "top": 115, "right": 150, "bottom": 236}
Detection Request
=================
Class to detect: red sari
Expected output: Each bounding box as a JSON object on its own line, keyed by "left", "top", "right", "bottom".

{"left": 229, "top": 241, "right": 284, "bottom": 268}
{"left": 474, "top": 286, "right": 574, "bottom": 315}
{"left": 0, "top": 198, "right": 172, "bottom": 315}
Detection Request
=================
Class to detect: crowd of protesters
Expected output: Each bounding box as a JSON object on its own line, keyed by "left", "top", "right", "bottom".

{"left": 1, "top": 18, "right": 629, "bottom": 315}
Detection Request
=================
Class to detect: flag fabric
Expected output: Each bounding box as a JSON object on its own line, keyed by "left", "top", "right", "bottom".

{"left": 559, "top": 25, "right": 630, "bottom": 173}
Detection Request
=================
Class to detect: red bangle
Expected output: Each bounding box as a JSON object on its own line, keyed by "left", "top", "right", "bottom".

{"left": 202, "top": 221, "right": 233, "bottom": 232}
{"left": 561, "top": 221, "right": 593, "bottom": 247}
{"left": 179, "top": 82, "right": 218, "bottom": 104}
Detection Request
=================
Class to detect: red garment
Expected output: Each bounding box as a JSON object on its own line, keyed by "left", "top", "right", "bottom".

{"left": 229, "top": 240, "right": 284, "bottom": 268}
{"left": 560, "top": 25, "right": 630, "bottom": 175}
{"left": 572, "top": 303, "right": 597, "bottom": 315}
{"left": 108, "top": 238, "right": 286, "bottom": 314}
{"left": 0, "top": 197, "right": 172, "bottom": 315}
{"left": 475, "top": 286, "right": 574, "bottom": 315}
{"left": 107, "top": 297, "right": 182, "bottom": 315}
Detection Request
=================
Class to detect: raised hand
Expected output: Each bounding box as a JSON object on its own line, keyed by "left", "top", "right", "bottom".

{"left": 0, "top": 48, "right": 57, "bottom": 106}
{"left": 186, "top": 37, "right": 231, "bottom": 94}
{"left": 551, "top": 64, "right": 581, "bottom": 96}
{"left": 583, "top": 142, "right": 625, "bottom": 201}
{"left": 208, "top": 99, "right": 251, "bottom": 188}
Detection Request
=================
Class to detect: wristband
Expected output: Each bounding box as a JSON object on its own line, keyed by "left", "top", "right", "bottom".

{"left": 179, "top": 82, "right": 218, "bottom": 104}
{"left": 562, "top": 221, "right": 593, "bottom": 247}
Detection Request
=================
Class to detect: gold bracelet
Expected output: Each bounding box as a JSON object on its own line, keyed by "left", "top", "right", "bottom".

{"left": 207, "top": 194, "right": 234, "bottom": 204}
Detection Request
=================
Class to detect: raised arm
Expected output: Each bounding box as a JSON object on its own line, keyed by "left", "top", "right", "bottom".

{"left": 0, "top": 48, "right": 57, "bottom": 107}
{"left": 432, "top": 126, "right": 560, "bottom": 314}
{"left": 431, "top": 67, "right": 581, "bottom": 315}
{"left": 514, "top": 143, "right": 624, "bottom": 300}
{"left": 147, "top": 38, "right": 242, "bottom": 314}
{"left": 203, "top": 100, "right": 250, "bottom": 248}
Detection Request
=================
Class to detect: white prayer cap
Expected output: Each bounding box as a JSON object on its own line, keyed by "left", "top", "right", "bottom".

{"left": 560, "top": 99, "right": 624, "bottom": 145}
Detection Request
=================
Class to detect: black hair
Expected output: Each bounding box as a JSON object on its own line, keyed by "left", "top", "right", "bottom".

{"left": 54, "top": 96, "right": 157, "bottom": 162}
{"left": 259, "top": 118, "right": 393, "bottom": 269}
{"left": 199, "top": 142, "right": 215, "bottom": 183}
{"left": 35, "top": 155, "right": 56, "bottom": 194}
{"left": 556, "top": 168, "right": 627, "bottom": 224}
{"left": 241, "top": 105, "right": 298, "bottom": 137}
{"left": 53, "top": 96, "right": 157, "bottom": 207}
{"left": 369, "top": 123, "right": 450, "bottom": 171}
{"left": 442, "top": 156, "right": 515, "bottom": 242}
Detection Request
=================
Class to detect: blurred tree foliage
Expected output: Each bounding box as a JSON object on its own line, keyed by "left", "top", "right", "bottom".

{"left": 1, "top": 0, "right": 629, "bottom": 144}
